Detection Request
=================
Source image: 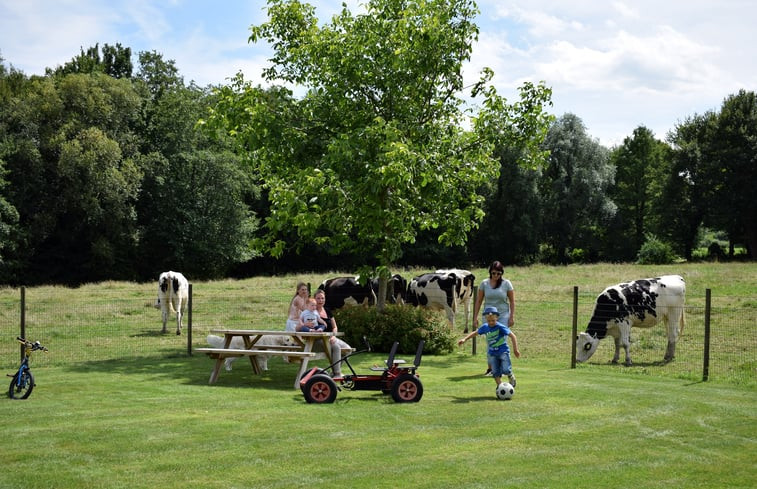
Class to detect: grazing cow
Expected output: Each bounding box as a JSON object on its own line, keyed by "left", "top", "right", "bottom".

{"left": 155, "top": 271, "right": 189, "bottom": 335}
{"left": 371, "top": 274, "right": 408, "bottom": 305}
{"left": 436, "top": 269, "right": 476, "bottom": 331}
{"left": 317, "top": 276, "right": 376, "bottom": 310}
{"left": 576, "top": 275, "right": 686, "bottom": 366}
{"left": 206, "top": 334, "right": 297, "bottom": 371}
{"left": 407, "top": 272, "right": 461, "bottom": 328}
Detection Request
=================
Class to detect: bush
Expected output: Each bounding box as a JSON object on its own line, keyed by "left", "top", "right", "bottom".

{"left": 334, "top": 305, "right": 455, "bottom": 355}
{"left": 636, "top": 234, "right": 678, "bottom": 264}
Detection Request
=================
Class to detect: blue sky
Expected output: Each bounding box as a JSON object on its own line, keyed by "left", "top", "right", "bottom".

{"left": 1, "top": 0, "right": 754, "bottom": 147}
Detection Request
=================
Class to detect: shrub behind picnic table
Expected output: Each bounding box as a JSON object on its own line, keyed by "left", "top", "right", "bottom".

{"left": 334, "top": 304, "right": 455, "bottom": 355}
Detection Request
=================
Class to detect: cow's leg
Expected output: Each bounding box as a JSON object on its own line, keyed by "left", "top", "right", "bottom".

{"left": 611, "top": 336, "right": 621, "bottom": 364}
{"left": 175, "top": 302, "right": 183, "bottom": 335}
{"left": 161, "top": 309, "right": 168, "bottom": 334}
{"left": 445, "top": 305, "right": 455, "bottom": 330}
{"left": 663, "top": 311, "right": 680, "bottom": 362}
{"left": 618, "top": 322, "right": 633, "bottom": 366}
{"left": 463, "top": 299, "right": 470, "bottom": 333}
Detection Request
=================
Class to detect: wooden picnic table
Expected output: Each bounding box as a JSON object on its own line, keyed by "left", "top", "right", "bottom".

{"left": 195, "top": 329, "right": 344, "bottom": 389}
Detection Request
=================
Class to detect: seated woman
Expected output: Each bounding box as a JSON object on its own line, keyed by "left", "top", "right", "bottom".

{"left": 313, "top": 289, "right": 353, "bottom": 378}
{"left": 285, "top": 282, "right": 309, "bottom": 332}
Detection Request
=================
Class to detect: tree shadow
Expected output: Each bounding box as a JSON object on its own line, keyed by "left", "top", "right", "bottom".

{"left": 448, "top": 395, "right": 494, "bottom": 403}
{"left": 63, "top": 351, "right": 313, "bottom": 391}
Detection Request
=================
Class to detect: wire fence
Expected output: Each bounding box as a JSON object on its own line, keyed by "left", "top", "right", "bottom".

{"left": 1, "top": 284, "right": 754, "bottom": 386}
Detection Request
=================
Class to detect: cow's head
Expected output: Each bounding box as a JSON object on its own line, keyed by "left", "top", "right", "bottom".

{"left": 575, "top": 332, "right": 600, "bottom": 362}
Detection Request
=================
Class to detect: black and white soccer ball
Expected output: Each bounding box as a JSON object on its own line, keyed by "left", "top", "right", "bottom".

{"left": 496, "top": 382, "right": 514, "bottom": 400}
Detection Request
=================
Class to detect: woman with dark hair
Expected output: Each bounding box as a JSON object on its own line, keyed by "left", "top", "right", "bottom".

{"left": 471, "top": 261, "right": 516, "bottom": 378}
{"left": 314, "top": 289, "right": 352, "bottom": 378}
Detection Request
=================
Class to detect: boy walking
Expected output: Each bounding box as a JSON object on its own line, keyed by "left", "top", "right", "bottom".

{"left": 458, "top": 306, "right": 520, "bottom": 387}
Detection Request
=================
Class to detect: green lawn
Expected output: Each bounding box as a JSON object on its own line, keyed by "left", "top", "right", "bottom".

{"left": 2, "top": 344, "right": 755, "bottom": 488}
{"left": 1, "top": 263, "right": 755, "bottom": 488}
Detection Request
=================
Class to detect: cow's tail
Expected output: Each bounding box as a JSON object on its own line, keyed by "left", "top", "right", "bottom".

{"left": 679, "top": 307, "right": 686, "bottom": 336}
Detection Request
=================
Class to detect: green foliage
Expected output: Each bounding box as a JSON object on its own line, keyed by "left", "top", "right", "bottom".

{"left": 47, "top": 43, "right": 133, "bottom": 79}
{"left": 136, "top": 150, "right": 259, "bottom": 279}
{"left": 636, "top": 233, "right": 678, "bottom": 264}
{"left": 606, "top": 126, "right": 670, "bottom": 261}
{"left": 209, "top": 0, "right": 552, "bottom": 281}
{"left": 666, "top": 90, "right": 757, "bottom": 259}
{"left": 539, "top": 113, "right": 616, "bottom": 264}
{"left": 334, "top": 304, "right": 455, "bottom": 355}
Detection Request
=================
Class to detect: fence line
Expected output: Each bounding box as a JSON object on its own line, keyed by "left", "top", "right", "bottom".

{"left": 0, "top": 284, "right": 754, "bottom": 386}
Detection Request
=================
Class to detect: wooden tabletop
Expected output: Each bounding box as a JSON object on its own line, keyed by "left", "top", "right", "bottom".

{"left": 210, "top": 329, "right": 343, "bottom": 337}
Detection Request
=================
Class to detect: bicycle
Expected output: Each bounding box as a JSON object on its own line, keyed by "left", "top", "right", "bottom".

{"left": 8, "top": 337, "right": 48, "bottom": 399}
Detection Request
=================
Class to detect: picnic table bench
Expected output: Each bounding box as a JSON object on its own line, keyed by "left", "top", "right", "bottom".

{"left": 196, "top": 329, "right": 345, "bottom": 389}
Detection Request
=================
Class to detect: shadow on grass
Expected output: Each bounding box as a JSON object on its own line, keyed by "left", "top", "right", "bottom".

{"left": 448, "top": 395, "right": 494, "bottom": 403}
{"left": 63, "top": 349, "right": 316, "bottom": 392}
{"left": 582, "top": 359, "right": 671, "bottom": 368}
{"left": 130, "top": 329, "right": 181, "bottom": 338}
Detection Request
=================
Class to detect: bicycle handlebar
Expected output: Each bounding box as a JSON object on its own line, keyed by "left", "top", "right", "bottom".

{"left": 16, "top": 337, "right": 48, "bottom": 352}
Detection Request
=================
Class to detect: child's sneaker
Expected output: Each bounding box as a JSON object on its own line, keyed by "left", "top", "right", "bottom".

{"left": 508, "top": 374, "right": 517, "bottom": 387}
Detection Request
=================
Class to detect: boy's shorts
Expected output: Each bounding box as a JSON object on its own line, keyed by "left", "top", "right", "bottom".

{"left": 487, "top": 350, "right": 512, "bottom": 378}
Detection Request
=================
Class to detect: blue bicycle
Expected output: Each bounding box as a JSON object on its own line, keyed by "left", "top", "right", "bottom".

{"left": 8, "top": 337, "right": 48, "bottom": 399}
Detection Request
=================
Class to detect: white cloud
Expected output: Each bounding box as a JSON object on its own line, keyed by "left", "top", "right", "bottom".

{"left": 2, "top": 0, "right": 755, "bottom": 146}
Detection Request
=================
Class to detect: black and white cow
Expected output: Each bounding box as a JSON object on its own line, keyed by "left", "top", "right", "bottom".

{"left": 155, "top": 271, "right": 189, "bottom": 335}
{"left": 318, "top": 276, "right": 376, "bottom": 310}
{"left": 407, "top": 272, "right": 461, "bottom": 328}
{"left": 371, "top": 274, "right": 408, "bottom": 305}
{"left": 576, "top": 275, "right": 686, "bottom": 366}
{"left": 436, "top": 269, "right": 475, "bottom": 331}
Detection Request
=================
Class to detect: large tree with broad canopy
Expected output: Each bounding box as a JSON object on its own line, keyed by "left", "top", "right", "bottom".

{"left": 206, "top": 0, "right": 552, "bottom": 306}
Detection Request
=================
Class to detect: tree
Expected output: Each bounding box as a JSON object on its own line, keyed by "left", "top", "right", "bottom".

{"left": 666, "top": 90, "right": 756, "bottom": 259}
{"left": 207, "top": 0, "right": 552, "bottom": 306}
{"left": 708, "top": 90, "right": 757, "bottom": 256}
{"left": 605, "top": 126, "right": 670, "bottom": 261}
{"left": 48, "top": 43, "right": 133, "bottom": 79}
{"left": 136, "top": 50, "right": 183, "bottom": 100}
{"left": 0, "top": 72, "right": 144, "bottom": 283}
{"left": 469, "top": 144, "right": 545, "bottom": 266}
{"left": 133, "top": 53, "right": 260, "bottom": 279}
{"left": 136, "top": 150, "right": 259, "bottom": 279}
{"left": 539, "top": 113, "right": 615, "bottom": 263}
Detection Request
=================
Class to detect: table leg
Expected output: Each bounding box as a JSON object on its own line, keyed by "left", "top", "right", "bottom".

{"left": 209, "top": 359, "right": 223, "bottom": 384}
{"left": 242, "top": 335, "right": 262, "bottom": 375}
{"left": 207, "top": 335, "right": 235, "bottom": 384}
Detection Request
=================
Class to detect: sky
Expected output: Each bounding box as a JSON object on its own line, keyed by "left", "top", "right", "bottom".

{"left": 1, "top": 0, "right": 755, "bottom": 147}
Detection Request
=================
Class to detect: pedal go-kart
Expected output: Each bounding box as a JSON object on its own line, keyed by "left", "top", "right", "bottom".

{"left": 299, "top": 339, "right": 424, "bottom": 404}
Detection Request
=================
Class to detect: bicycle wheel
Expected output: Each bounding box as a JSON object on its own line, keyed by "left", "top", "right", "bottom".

{"left": 8, "top": 369, "right": 34, "bottom": 399}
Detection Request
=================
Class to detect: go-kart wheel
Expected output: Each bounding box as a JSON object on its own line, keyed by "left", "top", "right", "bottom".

{"left": 391, "top": 373, "right": 423, "bottom": 403}
{"left": 299, "top": 369, "right": 326, "bottom": 394}
{"left": 303, "top": 374, "right": 337, "bottom": 403}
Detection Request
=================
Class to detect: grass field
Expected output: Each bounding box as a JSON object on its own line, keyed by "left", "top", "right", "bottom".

{"left": 1, "top": 263, "right": 755, "bottom": 488}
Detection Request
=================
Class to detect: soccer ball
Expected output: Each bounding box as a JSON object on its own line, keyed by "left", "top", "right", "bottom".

{"left": 496, "top": 382, "right": 514, "bottom": 400}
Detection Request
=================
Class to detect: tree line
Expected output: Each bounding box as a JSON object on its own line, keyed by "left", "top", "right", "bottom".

{"left": 1, "top": 2, "right": 754, "bottom": 286}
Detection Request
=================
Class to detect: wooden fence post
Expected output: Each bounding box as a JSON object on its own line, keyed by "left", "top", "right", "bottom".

{"left": 187, "top": 283, "right": 193, "bottom": 356}
{"left": 571, "top": 286, "right": 578, "bottom": 368}
{"left": 20, "top": 286, "right": 26, "bottom": 362}
{"left": 471, "top": 285, "right": 477, "bottom": 355}
{"left": 703, "top": 288, "right": 711, "bottom": 381}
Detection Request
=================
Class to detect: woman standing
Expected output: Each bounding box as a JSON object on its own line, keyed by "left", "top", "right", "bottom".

{"left": 471, "top": 261, "right": 516, "bottom": 377}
